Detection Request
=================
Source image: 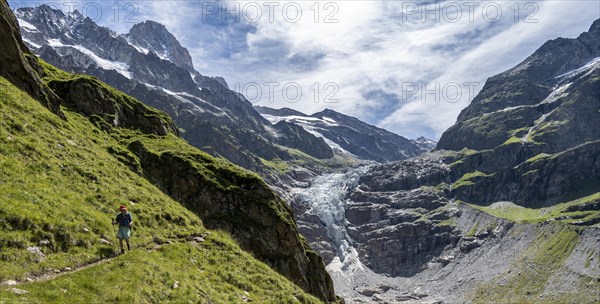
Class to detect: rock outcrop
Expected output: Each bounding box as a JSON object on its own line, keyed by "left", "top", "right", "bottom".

{"left": 0, "top": 2, "right": 59, "bottom": 113}
{"left": 127, "top": 140, "right": 336, "bottom": 301}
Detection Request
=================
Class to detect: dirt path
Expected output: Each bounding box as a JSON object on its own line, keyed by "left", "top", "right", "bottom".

{"left": 5, "top": 235, "right": 206, "bottom": 286}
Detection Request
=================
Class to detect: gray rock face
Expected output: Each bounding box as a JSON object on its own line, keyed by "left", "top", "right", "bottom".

{"left": 345, "top": 154, "right": 459, "bottom": 277}
{"left": 47, "top": 76, "right": 177, "bottom": 136}
{"left": 126, "top": 20, "right": 195, "bottom": 72}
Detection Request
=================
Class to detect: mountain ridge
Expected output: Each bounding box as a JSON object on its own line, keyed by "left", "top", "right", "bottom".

{"left": 255, "top": 106, "right": 435, "bottom": 162}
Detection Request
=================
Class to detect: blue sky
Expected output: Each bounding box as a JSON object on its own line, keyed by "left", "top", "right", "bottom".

{"left": 11, "top": 0, "right": 600, "bottom": 139}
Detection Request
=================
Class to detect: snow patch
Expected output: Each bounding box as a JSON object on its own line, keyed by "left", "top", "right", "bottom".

{"left": 322, "top": 117, "right": 336, "bottom": 124}
{"left": 303, "top": 125, "right": 357, "bottom": 156}
{"left": 259, "top": 113, "right": 339, "bottom": 127}
{"left": 555, "top": 57, "right": 600, "bottom": 80}
{"left": 153, "top": 86, "right": 227, "bottom": 116}
{"left": 47, "top": 38, "right": 63, "bottom": 47}
{"left": 540, "top": 83, "right": 571, "bottom": 105}
{"left": 22, "top": 38, "right": 41, "bottom": 49}
{"left": 17, "top": 18, "right": 38, "bottom": 31}
{"left": 260, "top": 114, "right": 285, "bottom": 124}
{"left": 46, "top": 39, "right": 131, "bottom": 79}
{"left": 126, "top": 37, "right": 150, "bottom": 55}
{"left": 485, "top": 82, "right": 572, "bottom": 117}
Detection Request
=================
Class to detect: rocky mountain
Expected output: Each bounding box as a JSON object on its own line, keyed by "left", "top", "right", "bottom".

{"left": 126, "top": 20, "right": 195, "bottom": 72}
{"left": 290, "top": 20, "right": 600, "bottom": 303}
{"left": 15, "top": 4, "right": 432, "bottom": 191}
{"left": 14, "top": 5, "right": 331, "bottom": 178}
{"left": 0, "top": 1, "right": 338, "bottom": 301}
{"left": 435, "top": 19, "right": 600, "bottom": 208}
{"left": 255, "top": 106, "right": 435, "bottom": 162}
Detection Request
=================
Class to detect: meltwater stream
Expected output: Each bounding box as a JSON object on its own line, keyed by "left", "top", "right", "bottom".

{"left": 291, "top": 166, "right": 373, "bottom": 275}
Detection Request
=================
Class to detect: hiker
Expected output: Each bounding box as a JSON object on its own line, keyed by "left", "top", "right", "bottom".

{"left": 112, "top": 205, "right": 133, "bottom": 254}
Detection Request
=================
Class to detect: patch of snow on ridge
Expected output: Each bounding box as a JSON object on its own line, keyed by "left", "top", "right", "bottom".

{"left": 125, "top": 37, "right": 150, "bottom": 55}
{"left": 484, "top": 82, "right": 572, "bottom": 117}
{"left": 555, "top": 57, "right": 600, "bottom": 79}
{"left": 540, "top": 83, "right": 571, "bottom": 105}
{"left": 17, "top": 18, "right": 38, "bottom": 31}
{"left": 22, "top": 38, "right": 41, "bottom": 49}
{"left": 302, "top": 125, "right": 357, "bottom": 157}
{"left": 258, "top": 113, "right": 339, "bottom": 127}
{"left": 322, "top": 117, "right": 336, "bottom": 124}
{"left": 520, "top": 82, "right": 574, "bottom": 143}
{"left": 46, "top": 39, "right": 131, "bottom": 79}
{"left": 47, "top": 38, "right": 63, "bottom": 47}
{"left": 259, "top": 114, "right": 283, "bottom": 124}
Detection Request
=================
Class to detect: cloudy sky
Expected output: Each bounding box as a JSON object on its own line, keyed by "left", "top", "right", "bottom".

{"left": 12, "top": 0, "right": 599, "bottom": 139}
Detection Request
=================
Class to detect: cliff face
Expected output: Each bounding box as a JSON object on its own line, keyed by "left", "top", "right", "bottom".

{"left": 0, "top": 2, "right": 59, "bottom": 112}
{"left": 0, "top": 1, "right": 337, "bottom": 301}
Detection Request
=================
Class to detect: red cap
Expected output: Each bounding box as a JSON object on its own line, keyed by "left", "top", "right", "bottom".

{"left": 119, "top": 205, "right": 127, "bottom": 211}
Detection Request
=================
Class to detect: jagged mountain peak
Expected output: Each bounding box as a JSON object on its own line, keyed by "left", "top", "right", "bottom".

{"left": 16, "top": 5, "right": 85, "bottom": 24}
{"left": 15, "top": 5, "right": 86, "bottom": 37}
{"left": 132, "top": 19, "right": 167, "bottom": 30}
{"left": 125, "top": 19, "right": 194, "bottom": 72}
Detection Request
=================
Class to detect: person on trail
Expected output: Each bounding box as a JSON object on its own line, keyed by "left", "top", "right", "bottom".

{"left": 113, "top": 205, "right": 133, "bottom": 254}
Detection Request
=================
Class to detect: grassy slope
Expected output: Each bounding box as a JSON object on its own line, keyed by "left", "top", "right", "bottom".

{"left": 469, "top": 225, "right": 599, "bottom": 304}
{"left": 467, "top": 192, "right": 600, "bottom": 226}
{"left": 0, "top": 76, "right": 320, "bottom": 303}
